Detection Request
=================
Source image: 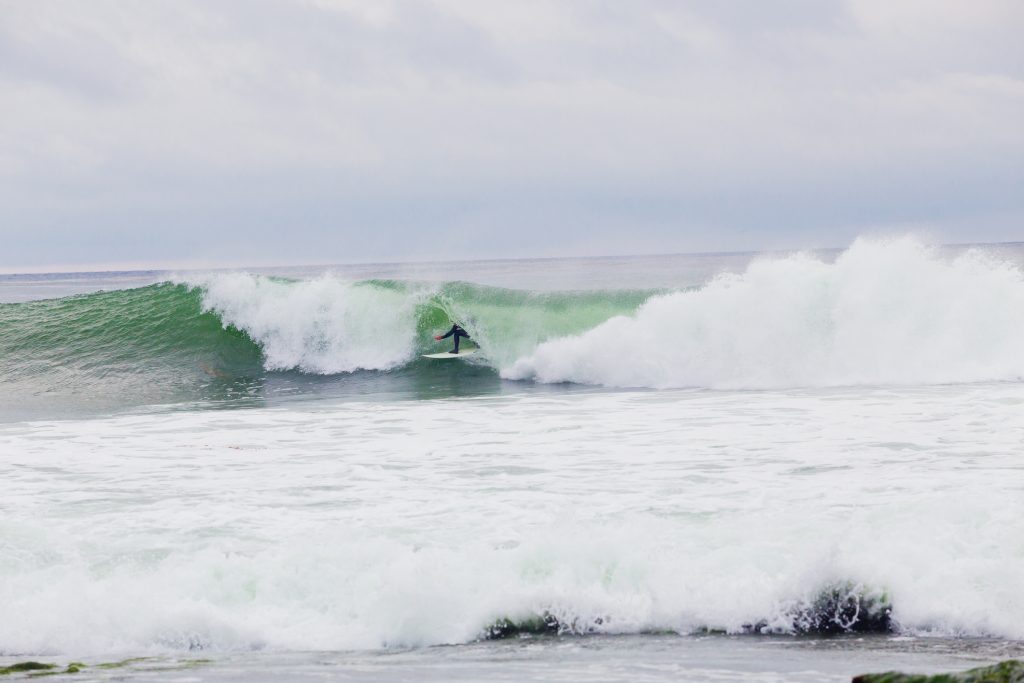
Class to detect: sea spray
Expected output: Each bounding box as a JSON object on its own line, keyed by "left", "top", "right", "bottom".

{"left": 504, "top": 237, "right": 1024, "bottom": 389}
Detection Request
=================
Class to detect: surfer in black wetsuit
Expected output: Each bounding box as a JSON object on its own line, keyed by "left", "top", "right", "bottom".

{"left": 434, "top": 323, "right": 470, "bottom": 354}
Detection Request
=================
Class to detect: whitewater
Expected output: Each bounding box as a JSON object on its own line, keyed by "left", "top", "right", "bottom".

{"left": 187, "top": 237, "right": 1024, "bottom": 389}
{"left": 1, "top": 237, "right": 1023, "bottom": 681}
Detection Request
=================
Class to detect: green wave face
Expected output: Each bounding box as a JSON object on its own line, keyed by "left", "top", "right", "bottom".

{"left": 429, "top": 281, "right": 655, "bottom": 366}
{"left": 0, "top": 283, "right": 265, "bottom": 418}
{"left": 0, "top": 277, "right": 652, "bottom": 419}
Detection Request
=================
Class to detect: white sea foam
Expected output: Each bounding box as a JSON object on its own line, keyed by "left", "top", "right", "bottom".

{"left": 2, "top": 384, "right": 1022, "bottom": 654}
{"left": 184, "top": 273, "right": 422, "bottom": 374}
{"left": 174, "top": 238, "right": 1024, "bottom": 391}
{"left": 505, "top": 237, "right": 1024, "bottom": 389}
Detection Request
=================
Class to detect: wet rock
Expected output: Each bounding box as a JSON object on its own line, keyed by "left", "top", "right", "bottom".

{"left": 484, "top": 613, "right": 561, "bottom": 639}
{"left": 852, "top": 659, "right": 1024, "bottom": 683}
{"left": 745, "top": 582, "right": 893, "bottom": 635}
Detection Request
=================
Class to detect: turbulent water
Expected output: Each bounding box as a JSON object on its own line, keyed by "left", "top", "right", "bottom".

{"left": 1, "top": 237, "right": 1023, "bottom": 681}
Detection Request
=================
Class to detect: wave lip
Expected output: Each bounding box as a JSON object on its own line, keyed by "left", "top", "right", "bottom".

{"left": 504, "top": 237, "right": 1024, "bottom": 389}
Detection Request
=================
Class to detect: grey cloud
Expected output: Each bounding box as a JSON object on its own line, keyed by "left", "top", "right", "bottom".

{"left": 198, "top": 0, "right": 519, "bottom": 89}
{"left": 0, "top": 0, "right": 1021, "bottom": 271}
{"left": 0, "top": 10, "right": 145, "bottom": 101}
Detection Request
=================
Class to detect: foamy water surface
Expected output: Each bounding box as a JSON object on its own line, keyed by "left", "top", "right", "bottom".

{"left": 3, "top": 384, "right": 1022, "bottom": 656}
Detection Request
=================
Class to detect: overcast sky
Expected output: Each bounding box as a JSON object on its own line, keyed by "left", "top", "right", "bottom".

{"left": 1, "top": 0, "right": 1022, "bottom": 272}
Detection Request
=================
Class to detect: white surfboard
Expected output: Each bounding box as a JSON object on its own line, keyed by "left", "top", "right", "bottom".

{"left": 422, "top": 348, "right": 480, "bottom": 360}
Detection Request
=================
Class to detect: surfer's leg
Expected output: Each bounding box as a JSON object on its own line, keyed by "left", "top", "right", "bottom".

{"left": 451, "top": 334, "right": 461, "bottom": 353}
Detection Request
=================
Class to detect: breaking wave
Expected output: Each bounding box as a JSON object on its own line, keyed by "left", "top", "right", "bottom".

{"left": 506, "top": 237, "right": 1024, "bottom": 388}
{"left": 2, "top": 237, "right": 1024, "bottom": 417}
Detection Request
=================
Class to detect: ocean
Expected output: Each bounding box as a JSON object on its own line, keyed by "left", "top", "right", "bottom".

{"left": 1, "top": 236, "right": 1023, "bottom": 681}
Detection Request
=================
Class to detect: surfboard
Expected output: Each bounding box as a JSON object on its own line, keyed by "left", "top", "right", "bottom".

{"left": 422, "top": 348, "right": 480, "bottom": 360}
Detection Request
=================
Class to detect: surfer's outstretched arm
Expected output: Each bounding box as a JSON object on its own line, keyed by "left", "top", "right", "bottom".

{"left": 434, "top": 324, "right": 458, "bottom": 341}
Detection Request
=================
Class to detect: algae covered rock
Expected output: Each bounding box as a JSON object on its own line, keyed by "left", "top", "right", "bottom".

{"left": 852, "top": 659, "right": 1024, "bottom": 683}
{"left": 483, "top": 610, "right": 617, "bottom": 639}
{"left": 0, "top": 662, "right": 57, "bottom": 675}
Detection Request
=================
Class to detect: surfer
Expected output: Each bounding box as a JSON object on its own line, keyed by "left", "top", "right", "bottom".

{"left": 434, "top": 323, "right": 470, "bottom": 354}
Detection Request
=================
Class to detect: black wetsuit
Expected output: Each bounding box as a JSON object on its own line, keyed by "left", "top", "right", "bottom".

{"left": 439, "top": 324, "right": 471, "bottom": 353}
